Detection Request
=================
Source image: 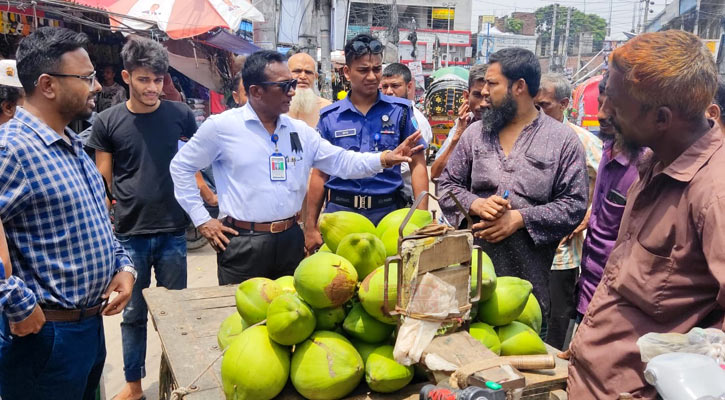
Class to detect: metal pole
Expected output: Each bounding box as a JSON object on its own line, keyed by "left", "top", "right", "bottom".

{"left": 643, "top": 0, "right": 651, "bottom": 32}
{"left": 320, "top": 0, "right": 332, "bottom": 100}
{"left": 563, "top": 7, "right": 572, "bottom": 70}
{"left": 446, "top": 3, "right": 451, "bottom": 67}
{"left": 632, "top": 1, "right": 637, "bottom": 32}
{"left": 607, "top": 0, "right": 613, "bottom": 37}
{"left": 549, "top": 3, "right": 558, "bottom": 72}
{"left": 694, "top": 0, "right": 702, "bottom": 36}
{"left": 486, "top": 22, "right": 490, "bottom": 63}
{"left": 576, "top": 32, "right": 583, "bottom": 76}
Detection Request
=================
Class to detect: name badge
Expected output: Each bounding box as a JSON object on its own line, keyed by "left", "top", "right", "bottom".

{"left": 334, "top": 128, "right": 356, "bottom": 138}
{"left": 269, "top": 153, "right": 287, "bottom": 181}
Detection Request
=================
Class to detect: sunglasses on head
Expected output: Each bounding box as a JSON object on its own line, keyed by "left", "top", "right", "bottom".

{"left": 350, "top": 39, "right": 384, "bottom": 55}
{"left": 258, "top": 79, "right": 298, "bottom": 93}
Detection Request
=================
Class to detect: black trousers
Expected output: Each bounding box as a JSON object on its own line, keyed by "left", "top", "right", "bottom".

{"left": 216, "top": 223, "right": 305, "bottom": 285}
{"left": 545, "top": 268, "right": 579, "bottom": 350}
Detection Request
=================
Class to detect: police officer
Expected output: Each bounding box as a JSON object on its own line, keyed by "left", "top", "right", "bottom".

{"left": 304, "top": 33, "right": 429, "bottom": 253}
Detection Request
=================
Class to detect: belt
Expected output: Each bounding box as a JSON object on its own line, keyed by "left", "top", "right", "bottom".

{"left": 41, "top": 301, "right": 106, "bottom": 322}
{"left": 328, "top": 189, "right": 398, "bottom": 210}
{"left": 224, "top": 215, "right": 298, "bottom": 234}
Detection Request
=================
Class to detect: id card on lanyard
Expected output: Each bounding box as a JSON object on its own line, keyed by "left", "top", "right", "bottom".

{"left": 269, "top": 133, "right": 287, "bottom": 181}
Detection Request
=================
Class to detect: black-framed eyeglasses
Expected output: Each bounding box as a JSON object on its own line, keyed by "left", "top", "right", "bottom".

{"left": 350, "top": 39, "right": 384, "bottom": 55}
{"left": 43, "top": 71, "right": 97, "bottom": 89}
{"left": 258, "top": 79, "right": 298, "bottom": 93}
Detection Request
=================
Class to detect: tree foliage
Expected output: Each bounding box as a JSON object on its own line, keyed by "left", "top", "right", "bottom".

{"left": 506, "top": 18, "right": 524, "bottom": 34}
{"left": 534, "top": 5, "right": 607, "bottom": 53}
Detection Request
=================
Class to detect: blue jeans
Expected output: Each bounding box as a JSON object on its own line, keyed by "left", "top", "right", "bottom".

{"left": 116, "top": 231, "right": 187, "bottom": 382}
{"left": 0, "top": 313, "right": 105, "bottom": 400}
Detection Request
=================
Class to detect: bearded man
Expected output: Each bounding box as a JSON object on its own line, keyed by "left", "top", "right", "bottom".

{"left": 287, "top": 52, "right": 331, "bottom": 128}
{"left": 437, "top": 48, "right": 588, "bottom": 324}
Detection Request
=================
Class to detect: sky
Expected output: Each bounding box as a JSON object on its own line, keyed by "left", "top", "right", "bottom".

{"left": 470, "top": 0, "right": 667, "bottom": 40}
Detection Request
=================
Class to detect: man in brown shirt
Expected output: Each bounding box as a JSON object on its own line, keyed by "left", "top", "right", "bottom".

{"left": 567, "top": 30, "right": 725, "bottom": 398}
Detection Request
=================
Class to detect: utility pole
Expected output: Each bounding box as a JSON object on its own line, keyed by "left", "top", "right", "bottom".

{"left": 445, "top": 8, "right": 450, "bottom": 67}
{"left": 388, "top": 0, "right": 400, "bottom": 62}
{"left": 637, "top": 0, "right": 643, "bottom": 33}
{"left": 576, "top": 32, "right": 583, "bottom": 74}
{"left": 253, "top": 0, "right": 278, "bottom": 50}
{"left": 607, "top": 0, "right": 613, "bottom": 37}
{"left": 693, "top": 0, "right": 701, "bottom": 36}
{"left": 298, "top": 0, "right": 317, "bottom": 54}
{"left": 319, "top": 0, "right": 332, "bottom": 100}
{"left": 563, "top": 7, "right": 572, "bottom": 71}
{"left": 549, "top": 3, "right": 558, "bottom": 72}
{"left": 631, "top": 0, "right": 637, "bottom": 32}
{"left": 643, "top": 0, "right": 652, "bottom": 32}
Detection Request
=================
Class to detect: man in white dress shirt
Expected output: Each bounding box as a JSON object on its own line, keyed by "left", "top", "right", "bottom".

{"left": 170, "top": 50, "right": 422, "bottom": 284}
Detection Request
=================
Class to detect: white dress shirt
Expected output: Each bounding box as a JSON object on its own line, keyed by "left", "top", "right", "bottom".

{"left": 170, "top": 103, "right": 383, "bottom": 226}
{"left": 400, "top": 105, "right": 432, "bottom": 200}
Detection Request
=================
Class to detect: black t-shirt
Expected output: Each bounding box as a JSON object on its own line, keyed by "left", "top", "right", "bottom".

{"left": 87, "top": 100, "right": 198, "bottom": 235}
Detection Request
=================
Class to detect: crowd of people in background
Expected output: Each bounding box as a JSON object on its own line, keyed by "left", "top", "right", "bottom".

{"left": 0, "top": 25, "right": 724, "bottom": 400}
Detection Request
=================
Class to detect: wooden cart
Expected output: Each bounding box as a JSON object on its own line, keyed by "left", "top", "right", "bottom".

{"left": 144, "top": 285, "right": 568, "bottom": 400}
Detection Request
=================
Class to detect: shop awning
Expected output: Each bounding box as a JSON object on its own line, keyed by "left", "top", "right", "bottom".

{"left": 197, "top": 29, "right": 260, "bottom": 55}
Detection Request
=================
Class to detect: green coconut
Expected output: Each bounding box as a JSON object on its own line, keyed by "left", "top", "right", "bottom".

{"left": 365, "top": 345, "right": 414, "bottom": 393}
{"left": 343, "top": 302, "right": 395, "bottom": 344}
{"left": 515, "top": 293, "right": 543, "bottom": 334}
{"left": 497, "top": 321, "right": 548, "bottom": 356}
{"left": 319, "top": 243, "right": 332, "bottom": 253}
{"left": 314, "top": 306, "right": 347, "bottom": 330}
{"left": 274, "top": 275, "right": 296, "bottom": 294}
{"left": 217, "top": 311, "right": 248, "bottom": 350}
{"left": 294, "top": 252, "right": 358, "bottom": 308}
{"left": 375, "top": 208, "right": 433, "bottom": 238}
{"left": 319, "top": 211, "right": 376, "bottom": 252}
{"left": 350, "top": 338, "right": 383, "bottom": 365}
{"left": 221, "top": 325, "right": 290, "bottom": 400}
{"left": 266, "top": 293, "right": 316, "bottom": 346}
{"left": 336, "top": 233, "right": 387, "bottom": 280}
{"left": 470, "top": 250, "right": 497, "bottom": 301}
{"left": 380, "top": 223, "right": 419, "bottom": 257}
{"left": 235, "top": 278, "right": 283, "bottom": 325}
{"left": 478, "top": 276, "right": 532, "bottom": 326}
{"left": 290, "top": 331, "right": 364, "bottom": 400}
{"left": 358, "top": 264, "right": 399, "bottom": 325}
{"left": 469, "top": 322, "right": 501, "bottom": 355}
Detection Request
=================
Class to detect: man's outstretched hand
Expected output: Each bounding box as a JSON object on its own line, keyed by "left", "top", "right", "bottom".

{"left": 382, "top": 130, "right": 425, "bottom": 167}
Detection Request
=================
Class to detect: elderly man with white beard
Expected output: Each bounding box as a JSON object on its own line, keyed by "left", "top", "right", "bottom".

{"left": 287, "top": 52, "right": 331, "bottom": 128}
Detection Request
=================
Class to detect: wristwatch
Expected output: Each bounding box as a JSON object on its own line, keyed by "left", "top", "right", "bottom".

{"left": 117, "top": 265, "right": 138, "bottom": 281}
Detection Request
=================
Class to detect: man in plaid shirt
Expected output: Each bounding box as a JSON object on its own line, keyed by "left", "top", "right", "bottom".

{"left": 0, "top": 27, "right": 136, "bottom": 400}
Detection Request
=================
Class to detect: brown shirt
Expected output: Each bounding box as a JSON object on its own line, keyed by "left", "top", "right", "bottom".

{"left": 568, "top": 125, "right": 725, "bottom": 399}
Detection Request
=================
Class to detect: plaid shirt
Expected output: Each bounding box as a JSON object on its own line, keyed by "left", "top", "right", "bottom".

{"left": 0, "top": 107, "right": 133, "bottom": 323}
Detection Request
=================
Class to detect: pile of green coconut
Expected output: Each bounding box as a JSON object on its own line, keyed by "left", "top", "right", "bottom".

{"left": 218, "top": 209, "right": 547, "bottom": 400}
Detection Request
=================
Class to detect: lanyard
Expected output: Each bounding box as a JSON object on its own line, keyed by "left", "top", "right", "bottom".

{"left": 271, "top": 133, "right": 279, "bottom": 152}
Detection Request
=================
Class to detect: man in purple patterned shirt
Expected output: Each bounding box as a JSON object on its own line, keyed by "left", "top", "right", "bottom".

{"left": 438, "top": 48, "right": 588, "bottom": 322}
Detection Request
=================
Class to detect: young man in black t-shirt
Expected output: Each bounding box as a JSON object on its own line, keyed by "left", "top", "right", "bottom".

{"left": 86, "top": 37, "right": 211, "bottom": 400}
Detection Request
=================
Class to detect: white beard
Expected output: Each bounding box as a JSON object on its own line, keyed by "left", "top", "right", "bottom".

{"left": 290, "top": 87, "right": 319, "bottom": 116}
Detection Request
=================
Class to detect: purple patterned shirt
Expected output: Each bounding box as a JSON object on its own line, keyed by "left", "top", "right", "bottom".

{"left": 438, "top": 109, "right": 588, "bottom": 314}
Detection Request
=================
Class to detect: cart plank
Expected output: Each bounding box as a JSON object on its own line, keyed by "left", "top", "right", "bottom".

{"left": 144, "top": 285, "right": 427, "bottom": 399}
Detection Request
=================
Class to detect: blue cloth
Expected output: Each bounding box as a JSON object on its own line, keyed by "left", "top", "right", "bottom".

{"left": 0, "top": 313, "right": 106, "bottom": 400}
{"left": 117, "top": 231, "right": 187, "bottom": 382}
{"left": 324, "top": 202, "right": 398, "bottom": 226}
{"left": 317, "top": 92, "right": 422, "bottom": 196}
{"left": 171, "top": 103, "right": 384, "bottom": 226}
{"left": 0, "top": 107, "right": 133, "bottom": 323}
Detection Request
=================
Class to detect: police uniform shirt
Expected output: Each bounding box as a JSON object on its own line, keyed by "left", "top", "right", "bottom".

{"left": 317, "top": 92, "right": 423, "bottom": 196}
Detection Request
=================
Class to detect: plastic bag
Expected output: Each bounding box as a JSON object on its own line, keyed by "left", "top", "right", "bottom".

{"left": 637, "top": 327, "right": 725, "bottom": 363}
{"left": 393, "top": 273, "right": 460, "bottom": 365}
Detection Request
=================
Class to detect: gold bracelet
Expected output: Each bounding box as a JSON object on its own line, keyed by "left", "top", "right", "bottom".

{"left": 380, "top": 150, "right": 392, "bottom": 168}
